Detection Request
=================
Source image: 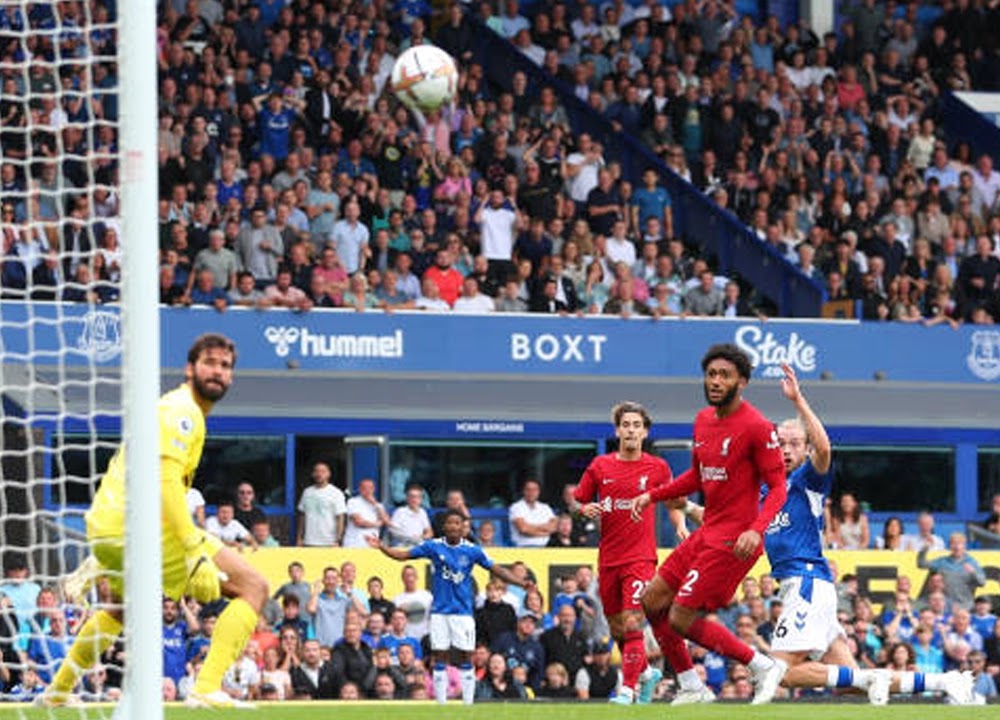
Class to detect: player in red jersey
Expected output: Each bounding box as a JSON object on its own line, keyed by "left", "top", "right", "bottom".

{"left": 631, "top": 343, "right": 789, "bottom": 705}
{"left": 574, "top": 401, "right": 682, "bottom": 704}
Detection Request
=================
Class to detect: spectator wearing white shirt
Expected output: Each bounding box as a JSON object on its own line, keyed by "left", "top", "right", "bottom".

{"left": 297, "top": 461, "right": 347, "bottom": 547}
{"left": 973, "top": 155, "right": 1000, "bottom": 216}
{"left": 343, "top": 477, "right": 391, "bottom": 548}
{"left": 604, "top": 220, "right": 637, "bottom": 268}
{"left": 453, "top": 275, "right": 495, "bottom": 313}
{"left": 186, "top": 486, "right": 206, "bottom": 528}
{"left": 392, "top": 564, "right": 434, "bottom": 640}
{"left": 475, "top": 189, "right": 522, "bottom": 285}
{"left": 222, "top": 641, "right": 262, "bottom": 700}
{"left": 414, "top": 277, "right": 450, "bottom": 311}
{"left": 389, "top": 484, "right": 433, "bottom": 547}
{"left": 206, "top": 501, "right": 255, "bottom": 549}
{"left": 901, "top": 512, "right": 946, "bottom": 551}
{"left": 563, "top": 134, "right": 604, "bottom": 205}
{"left": 509, "top": 478, "right": 557, "bottom": 548}
{"left": 329, "top": 199, "right": 370, "bottom": 274}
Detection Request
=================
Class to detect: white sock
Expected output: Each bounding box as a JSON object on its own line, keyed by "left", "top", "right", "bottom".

{"left": 851, "top": 669, "right": 874, "bottom": 690}
{"left": 460, "top": 666, "right": 475, "bottom": 704}
{"left": 618, "top": 686, "right": 635, "bottom": 701}
{"left": 677, "top": 668, "right": 703, "bottom": 691}
{"left": 748, "top": 652, "right": 774, "bottom": 673}
{"left": 924, "top": 673, "right": 945, "bottom": 692}
{"left": 825, "top": 665, "right": 841, "bottom": 688}
{"left": 433, "top": 667, "right": 448, "bottom": 703}
{"left": 898, "top": 672, "right": 915, "bottom": 693}
{"left": 640, "top": 665, "right": 655, "bottom": 682}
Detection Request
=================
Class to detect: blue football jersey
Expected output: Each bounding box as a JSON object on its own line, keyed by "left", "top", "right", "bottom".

{"left": 762, "top": 456, "right": 833, "bottom": 582}
{"left": 409, "top": 538, "right": 493, "bottom": 616}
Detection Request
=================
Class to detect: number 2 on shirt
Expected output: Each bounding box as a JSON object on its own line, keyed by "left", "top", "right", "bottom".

{"left": 677, "top": 569, "right": 700, "bottom": 598}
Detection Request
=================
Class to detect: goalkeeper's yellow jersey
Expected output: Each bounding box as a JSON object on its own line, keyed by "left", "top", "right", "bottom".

{"left": 86, "top": 383, "right": 206, "bottom": 539}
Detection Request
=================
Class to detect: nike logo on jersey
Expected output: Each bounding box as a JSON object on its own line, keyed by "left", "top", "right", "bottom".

{"left": 602, "top": 478, "right": 614, "bottom": 484}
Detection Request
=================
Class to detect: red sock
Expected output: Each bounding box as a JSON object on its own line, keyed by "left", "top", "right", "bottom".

{"left": 621, "top": 630, "right": 648, "bottom": 690}
{"left": 686, "top": 617, "right": 754, "bottom": 665}
{"left": 651, "top": 613, "right": 694, "bottom": 673}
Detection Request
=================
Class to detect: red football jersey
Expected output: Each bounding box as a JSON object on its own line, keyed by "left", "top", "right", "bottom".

{"left": 574, "top": 452, "right": 672, "bottom": 568}
{"left": 685, "top": 400, "right": 785, "bottom": 543}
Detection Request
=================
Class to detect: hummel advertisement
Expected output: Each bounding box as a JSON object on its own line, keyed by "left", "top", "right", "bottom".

{"left": 1, "top": 303, "right": 998, "bottom": 384}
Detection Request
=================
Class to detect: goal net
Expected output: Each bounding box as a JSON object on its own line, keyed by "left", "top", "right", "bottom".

{"left": 0, "top": 1, "right": 160, "bottom": 717}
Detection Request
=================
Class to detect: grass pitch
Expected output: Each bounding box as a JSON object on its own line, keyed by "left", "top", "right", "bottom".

{"left": 9, "top": 700, "right": 994, "bottom": 720}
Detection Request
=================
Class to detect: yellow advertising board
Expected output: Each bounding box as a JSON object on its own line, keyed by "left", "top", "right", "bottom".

{"left": 246, "top": 547, "right": 1000, "bottom": 613}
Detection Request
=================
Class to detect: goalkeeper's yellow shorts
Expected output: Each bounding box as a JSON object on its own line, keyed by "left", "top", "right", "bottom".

{"left": 89, "top": 532, "right": 188, "bottom": 601}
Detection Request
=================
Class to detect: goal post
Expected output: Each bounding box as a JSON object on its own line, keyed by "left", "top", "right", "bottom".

{"left": 118, "top": 0, "right": 162, "bottom": 718}
{"left": 0, "top": 1, "right": 160, "bottom": 716}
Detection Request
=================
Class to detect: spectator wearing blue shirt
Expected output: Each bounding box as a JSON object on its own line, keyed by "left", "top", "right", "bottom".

{"left": 255, "top": 0, "right": 285, "bottom": 28}
{"left": 605, "top": 85, "right": 643, "bottom": 137}
{"left": 882, "top": 590, "right": 919, "bottom": 643}
{"left": 274, "top": 593, "right": 313, "bottom": 644}
{"left": 917, "top": 533, "right": 987, "bottom": 609}
{"left": 971, "top": 596, "right": 997, "bottom": 640}
{"left": 970, "top": 651, "right": 997, "bottom": 700}
{"left": 336, "top": 138, "right": 378, "bottom": 180}
{"left": 943, "top": 608, "right": 984, "bottom": 671}
{"left": 492, "top": 613, "right": 546, "bottom": 694}
{"left": 27, "top": 610, "right": 71, "bottom": 683}
{"left": 749, "top": 26, "right": 774, "bottom": 73}
{"left": 924, "top": 147, "right": 960, "bottom": 193}
{"left": 913, "top": 624, "right": 945, "bottom": 674}
{"left": 254, "top": 91, "right": 303, "bottom": 161}
{"left": 186, "top": 612, "right": 216, "bottom": 665}
{"left": 381, "top": 608, "right": 423, "bottom": 664}
{"left": 330, "top": 200, "right": 370, "bottom": 275}
{"left": 497, "top": 0, "right": 530, "bottom": 39}
{"left": 162, "top": 598, "right": 193, "bottom": 687}
{"left": 369, "top": 509, "right": 532, "bottom": 704}
{"left": 187, "top": 269, "right": 229, "bottom": 311}
{"left": 216, "top": 159, "right": 244, "bottom": 207}
{"left": 631, "top": 168, "right": 673, "bottom": 240}
{"left": 234, "top": 3, "right": 267, "bottom": 58}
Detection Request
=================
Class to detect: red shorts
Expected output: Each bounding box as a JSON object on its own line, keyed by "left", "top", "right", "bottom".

{"left": 657, "top": 531, "right": 759, "bottom": 611}
{"left": 598, "top": 561, "right": 657, "bottom": 617}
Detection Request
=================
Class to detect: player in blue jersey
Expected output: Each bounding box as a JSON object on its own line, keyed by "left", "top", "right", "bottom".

{"left": 368, "top": 509, "right": 533, "bottom": 704}
{"left": 684, "top": 363, "right": 974, "bottom": 705}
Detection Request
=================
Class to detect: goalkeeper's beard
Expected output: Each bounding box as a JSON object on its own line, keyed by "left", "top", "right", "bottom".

{"left": 193, "top": 376, "right": 229, "bottom": 403}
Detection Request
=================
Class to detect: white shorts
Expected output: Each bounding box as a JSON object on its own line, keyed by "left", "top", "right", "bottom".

{"left": 429, "top": 613, "right": 476, "bottom": 652}
{"left": 771, "top": 576, "right": 844, "bottom": 658}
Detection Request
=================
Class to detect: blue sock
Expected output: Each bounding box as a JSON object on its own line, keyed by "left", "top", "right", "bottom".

{"left": 837, "top": 666, "right": 854, "bottom": 689}
{"left": 914, "top": 673, "right": 925, "bottom": 693}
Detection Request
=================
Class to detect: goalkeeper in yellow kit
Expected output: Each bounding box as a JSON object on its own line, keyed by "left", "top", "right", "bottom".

{"left": 43, "top": 333, "right": 268, "bottom": 708}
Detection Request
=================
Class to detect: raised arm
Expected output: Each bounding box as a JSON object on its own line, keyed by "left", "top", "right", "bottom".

{"left": 780, "top": 363, "right": 831, "bottom": 473}
{"left": 365, "top": 534, "right": 413, "bottom": 561}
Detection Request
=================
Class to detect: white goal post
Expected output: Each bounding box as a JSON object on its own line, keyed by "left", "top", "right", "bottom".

{"left": 119, "top": 1, "right": 162, "bottom": 719}
{"left": 0, "top": 2, "right": 160, "bottom": 718}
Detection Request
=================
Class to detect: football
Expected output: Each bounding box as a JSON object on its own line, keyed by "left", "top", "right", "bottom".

{"left": 391, "top": 44, "right": 458, "bottom": 112}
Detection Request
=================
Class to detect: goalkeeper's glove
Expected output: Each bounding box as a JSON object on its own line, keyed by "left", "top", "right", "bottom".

{"left": 183, "top": 532, "right": 225, "bottom": 603}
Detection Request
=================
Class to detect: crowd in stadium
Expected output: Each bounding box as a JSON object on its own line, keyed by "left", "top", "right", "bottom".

{"left": 1, "top": 472, "right": 999, "bottom": 702}
{"left": 4, "top": 0, "right": 1000, "bottom": 706}
{"left": 1, "top": 0, "right": 1000, "bottom": 322}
